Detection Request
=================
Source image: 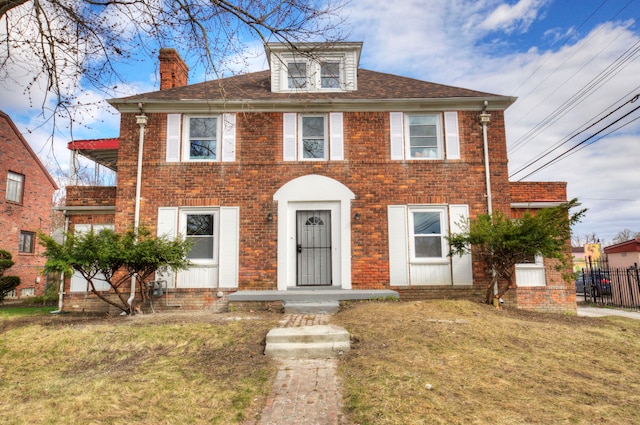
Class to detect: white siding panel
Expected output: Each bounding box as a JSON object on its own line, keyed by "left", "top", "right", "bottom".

{"left": 388, "top": 205, "right": 409, "bottom": 285}
{"left": 219, "top": 207, "right": 239, "bottom": 289}
{"left": 221, "top": 113, "right": 236, "bottom": 162}
{"left": 70, "top": 224, "right": 113, "bottom": 292}
{"left": 449, "top": 204, "right": 473, "bottom": 285}
{"left": 389, "top": 112, "right": 404, "bottom": 160}
{"left": 283, "top": 113, "right": 297, "bottom": 161}
{"left": 329, "top": 112, "right": 344, "bottom": 160}
{"left": 166, "top": 114, "right": 181, "bottom": 162}
{"left": 177, "top": 266, "right": 218, "bottom": 288}
{"left": 156, "top": 207, "right": 178, "bottom": 288}
{"left": 516, "top": 266, "right": 546, "bottom": 287}
{"left": 410, "top": 263, "right": 451, "bottom": 285}
{"left": 444, "top": 111, "right": 460, "bottom": 160}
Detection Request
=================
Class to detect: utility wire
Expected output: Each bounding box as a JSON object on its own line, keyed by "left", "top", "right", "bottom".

{"left": 509, "top": 38, "right": 640, "bottom": 154}
{"left": 509, "top": 92, "right": 640, "bottom": 177}
{"left": 508, "top": 0, "right": 635, "bottom": 124}
{"left": 513, "top": 101, "right": 640, "bottom": 181}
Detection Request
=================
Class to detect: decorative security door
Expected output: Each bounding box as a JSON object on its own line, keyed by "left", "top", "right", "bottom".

{"left": 296, "top": 210, "right": 332, "bottom": 286}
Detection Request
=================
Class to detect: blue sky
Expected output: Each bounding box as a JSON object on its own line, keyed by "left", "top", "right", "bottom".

{"left": 1, "top": 0, "right": 639, "bottom": 244}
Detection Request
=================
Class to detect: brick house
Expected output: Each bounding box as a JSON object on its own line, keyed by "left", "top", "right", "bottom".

{"left": 0, "top": 110, "right": 58, "bottom": 298}
{"left": 62, "top": 42, "right": 575, "bottom": 313}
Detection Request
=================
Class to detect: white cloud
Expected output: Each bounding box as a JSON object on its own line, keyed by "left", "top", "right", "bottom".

{"left": 478, "top": 0, "right": 549, "bottom": 33}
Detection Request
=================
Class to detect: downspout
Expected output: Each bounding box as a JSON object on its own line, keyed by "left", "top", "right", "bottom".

{"left": 128, "top": 106, "right": 148, "bottom": 312}
{"left": 480, "top": 101, "right": 498, "bottom": 302}
{"left": 480, "top": 101, "right": 492, "bottom": 215}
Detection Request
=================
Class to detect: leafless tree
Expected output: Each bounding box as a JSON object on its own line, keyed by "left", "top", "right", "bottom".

{"left": 0, "top": 0, "right": 345, "bottom": 121}
{"left": 612, "top": 229, "right": 640, "bottom": 245}
{"left": 571, "top": 232, "right": 600, "bottom": 247}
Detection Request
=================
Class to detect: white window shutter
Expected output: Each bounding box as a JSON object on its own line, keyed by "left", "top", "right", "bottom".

{"left": 166, "top": 114, "right": 181, "bottom": 162}
{"left": 283, "top": 113, "right": 297, "bottom": 161}
{"left": 219, "top": 207, "right": 239, "bottom": 289}
{"left": 449, "top": 204, "right": 472, "bottom": 285}
{"left": 221, "top": 113, "right": 236, "bottom": 162}
{"left": 329, "top": 112, "right": 344, "bottom": 160}
{"left": 388, "top": 205, "right": 409, "bottom": 285}
{"left": 444, "top": 111, "right": 460, "bottom": 160}
{"left": 389, "top": 112, "right": 404, "bottom": 160}
{"left": 156, "top": 207, "right": 179, "bottom": 288}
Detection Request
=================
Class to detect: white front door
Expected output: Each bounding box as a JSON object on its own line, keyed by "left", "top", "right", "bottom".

{"left": 296, "top": 210, "right": 332, "bottom": 286}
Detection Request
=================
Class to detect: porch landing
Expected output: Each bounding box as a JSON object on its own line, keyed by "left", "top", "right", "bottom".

{"left": 227, "top": 288, "right": 399, "bottom": 303}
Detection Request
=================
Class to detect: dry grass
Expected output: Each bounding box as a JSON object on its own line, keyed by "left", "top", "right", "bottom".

{"left": 333, "top": 300, "right": 640, "bottom": 425}
{"left": 2, "top": 302, "right": 640, "bottom": 425}
{"left": 0, "top": 311, "right": 281, "bottom": 424}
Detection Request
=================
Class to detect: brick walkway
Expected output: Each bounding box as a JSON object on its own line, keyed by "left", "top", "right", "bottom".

{"left": 252, "top": 314, "right": 348, "bottom": 425}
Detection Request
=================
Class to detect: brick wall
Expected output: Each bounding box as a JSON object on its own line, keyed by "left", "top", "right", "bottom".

{"left": 0, "top": 112, "right": 57, "bottom": 298}
{"left": 66, "top": 186, "right": 117, "bottom": 207}
{"left": 510, "top": 181, "right": 567, "bottom": 203}
{"left": 65, "top": 108, "right": 573, "bottom": 312}
{"left": 112, "top": 110, "right": 511, "bottom": 292}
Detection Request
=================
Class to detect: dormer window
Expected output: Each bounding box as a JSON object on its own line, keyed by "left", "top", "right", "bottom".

{"left": 267, "top": 42, "right": 362, "bottom": 93}
{"left": 320, "top": 62, "right": 340, "bottom": 89}
{"left": 288, "top": 62, "right": 307, "bottom": 89}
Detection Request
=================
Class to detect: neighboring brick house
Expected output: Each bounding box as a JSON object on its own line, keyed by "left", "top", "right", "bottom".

{"left": 62, "top": 42, "right": 574, "bottom": 313}
{"left": 0, "top": 110, "right": 58, "bottom": 298}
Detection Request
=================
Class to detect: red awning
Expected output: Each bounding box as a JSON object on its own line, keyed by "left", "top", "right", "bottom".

{"left": 68, "top": 138, "right": 119, "bottom": 171}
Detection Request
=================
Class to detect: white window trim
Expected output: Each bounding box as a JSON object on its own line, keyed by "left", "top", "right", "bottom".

{"left": 280, "top": 54, "right": 346, "bottom": 92}
{"left": 180, "top": 208, "right": 219, "bottom": 266}
{"left": 408, "top": 206, "right": 449, "bottom": 264}
{"left": 182, "top": 115, "right": 221, "bottom": 162}
{"left": 404, "top": 113, "right": 444, "bottom": 160}
{"left": 298, "top": 114, "right": 328, "bottom": 161}
{"left": 6, "top": 171, "right": 24, "bottom": 203}
{"left": 516, "top": 255, "right": 544, "bottom": 268}
{"left": 319, "top": 60, "right": 343, "bottom": 89}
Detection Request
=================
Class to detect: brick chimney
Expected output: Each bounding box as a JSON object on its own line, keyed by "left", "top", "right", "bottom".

{"left": 159, "top": 48, "right": 189, "bottom": 90}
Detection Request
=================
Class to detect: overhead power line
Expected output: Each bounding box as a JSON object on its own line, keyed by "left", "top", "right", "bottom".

{"left": 509, "top": 91, "right": 640, "bottom": 178}
{"left": 508, "top": 39, "right": 640, "bottom": 154}
{"left": 511, "top": 95, "right": 640, "bottom": 181}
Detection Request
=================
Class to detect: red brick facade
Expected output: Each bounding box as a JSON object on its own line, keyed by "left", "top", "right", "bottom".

{"left": 61, "top": 45, "right": 575, "bottom": 313}
{"left": 0, "top": 111, "right": 58, "bottom": 298}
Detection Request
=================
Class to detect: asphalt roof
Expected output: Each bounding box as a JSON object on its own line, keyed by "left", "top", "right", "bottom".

{"left": 114, "top": 69, "right": 508, "bottom": 104}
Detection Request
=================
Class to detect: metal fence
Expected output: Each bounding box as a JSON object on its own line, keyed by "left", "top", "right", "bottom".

{"left": 580, "top": 260, "right": 640, "bottom": 311}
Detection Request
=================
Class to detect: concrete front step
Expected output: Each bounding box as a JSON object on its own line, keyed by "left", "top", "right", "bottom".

{"left": 283, "top": 300, "right": 340, "bottom": 314}
{"left": 265, "top": 325, "right": 351, "bottom": 358}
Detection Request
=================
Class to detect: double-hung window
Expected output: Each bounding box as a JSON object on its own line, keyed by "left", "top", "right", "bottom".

{"left": 288, "top": 62, "right": 307, "bottom": 89}
{"left": 320, "top": 62, "right": 340, "bottom": 89}
{"left": 390, "top": 112, "right": 459, "bottom": 160}
{"left": 300, "top": 115, "right": 327, "bottom": 159}
{"left": 19, "top": 231, "right": 35, "bottom": 253}
{"left": 185, "top": 116, "right": 218, "bottom": 161}
{"left": 184, "top": 210, "right": 217, "bottom": 264}
{"left": 409, "top": 207, "right": 447, "bottom": 261}
{"left": 406, "top": 114, "right": 442, "bottom": 159}
{"left": 6, "top": 171, "right": 24, "bottom": 203}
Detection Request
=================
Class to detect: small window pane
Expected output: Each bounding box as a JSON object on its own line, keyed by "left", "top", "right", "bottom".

{"left": 6, "top": 172, "right": 24, "bottom": 203}
{"left": 321, "top": 62, "right": 340, "bottom": 88}
{"left": 186, "top": 214, "right": 214, "bottom": 260}
{"left": 412, "top": 211, "right": 443, "bottom": 258}
{"left": 19, "top": 231, "right": 34, "bottom": 253}
{"left": 301, "top": 116, "right": 326, "bottom": 159}
{"left": 408, "top": 115, "right": 439, "bottom": 158}
{"left": 413, "top": 212, "right": 441, "bottom": 235}
{"left": 288, "top": 62, "right": 307, "bottom": 89}
{"left": 189, "top": 117, "right": 217, "bottom": 160}
{"left": 415, "top": 236, "right": 442, "bottom": 258}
